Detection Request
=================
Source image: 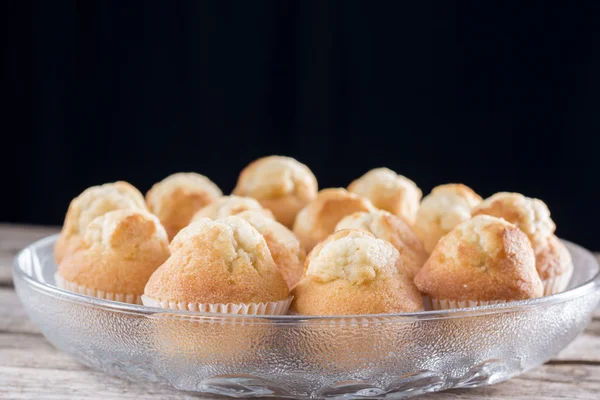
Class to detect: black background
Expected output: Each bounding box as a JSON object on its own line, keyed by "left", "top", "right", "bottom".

{"left": 2, "top": 1, "right": 600, "bottom": 249}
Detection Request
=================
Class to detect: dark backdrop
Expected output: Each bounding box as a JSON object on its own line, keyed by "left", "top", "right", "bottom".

{"left": 3, "top": 1, "right": 600, "bottom": 249}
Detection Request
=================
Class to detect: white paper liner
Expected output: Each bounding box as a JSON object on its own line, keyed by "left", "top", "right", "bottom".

{"left": 424, "top": 296, "right": 508, "bottom": 311}
{"left": 54, "top": 273, "right": 142, "bottom": 304}
{"left": 542, "top": 268, "right": 573, "bottom": 296}
{"left": 141, "top": 295, "right": 292, "bottom": 316}
{"left": 422, "top": 295, "right": 433, "bottom": 311}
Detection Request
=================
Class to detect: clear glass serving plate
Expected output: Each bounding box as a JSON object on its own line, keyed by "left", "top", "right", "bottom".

{"left": 13, "top": 235, "right": 600, "bottom": 399}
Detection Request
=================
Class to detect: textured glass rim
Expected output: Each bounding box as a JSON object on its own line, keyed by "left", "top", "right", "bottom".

{"left": 13, "top": 234, "right": 600, "bottom": 324}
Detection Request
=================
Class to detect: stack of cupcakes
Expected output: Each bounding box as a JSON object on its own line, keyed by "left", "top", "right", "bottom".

{"left": 54, "top": 156, "right": 574, "bottom": 317}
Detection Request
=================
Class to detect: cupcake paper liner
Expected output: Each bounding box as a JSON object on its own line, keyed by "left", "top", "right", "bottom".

{"left": 421, "top": 295, "right": 433, "bottom": 311}
{"left": 141, "top": 295, "right": 292, "bottom": 316}
{"left": 54, "top": 273, "right": 142, "bottom": 304}
{"left": 542, "top": 268, "right": 573, "bottom": 296}
{"left": 424, "top": 296, "right": 508, "bottom": 311}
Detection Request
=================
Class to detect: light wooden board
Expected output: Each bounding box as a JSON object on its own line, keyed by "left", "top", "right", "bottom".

{"left": 0, "top": 224, "right": 599, "bottom": 399}
{"left": 0, "top": 362, "right": 598, "bottom": 400}
{"left": 0, "top": 223, "right": 58, "bottom": 285}
{"left": 0, "top": 288, "right": 39, "bottom": 334}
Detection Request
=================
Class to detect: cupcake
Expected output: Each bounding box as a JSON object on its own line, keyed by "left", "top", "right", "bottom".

{"left": 55, "top": 181, "right": 148, "bottom": 263}
{"left": 191, "top": 195, "right": 274, "bottom": 222}
{"left": 472, "top": 192, "right": 573, "bottom": 295}
{"left": 236, "top": 210, "right": 306, "bottom": 289}
{"left": 414, "top": 215, "right": 544, "bottom": 310}
{"left": 292, "top": 229, "right": 424, "bottom": 315}
{"left": 347, "top": 168, "right": 421, "bottom": 225}
{"left": 292, "top": 188, "right": 376, "bottom": 252}
{"left": 413, "top": 183, "right": 482, "bottom": 253}
{"left": 143, "top": 216, "right": 291, "bottom": 315}
{"left": 146, "top": 172, "right": 222, "bottom": 240}
{"left": 56, "top": 209, "right": 170, "bottom": 304}
{"left": 233, "top": 156, "right": 318, "bottom": 228}
{"left": 335, "top": 210, "right": 428, "bottom": 280}
{"left": 149, "top": 312, "right": 272, "bottom": 368}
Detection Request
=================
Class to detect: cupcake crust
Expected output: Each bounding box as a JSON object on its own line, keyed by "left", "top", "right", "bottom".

{"left": 413, "top": 183, "right": 482, "bottom": 253}
{"left": 471, "top": 192, "right": 556, "bottom": 249}
{"left": 293, "top": 230, "right": 424, "bottom": 315}
{"left": 236, "top": 211, "right": 306, "bottom": 289}
{"left": 233, "top": 156, "right": 318, "bottom": 228}
{"left": 335, "top": 210, "right": 428, "bottom": 279}
{"left": 535, "top": 234, "right": 573, "bottom": 280}
{"left": 146, "top": 173, "right": 222, "bottom": 239}
{"left": 55, "top": 181, "right": 148, "bottom": 263}
{"left": 348, "top": 168, "right": 421, "bottom": 225}
{"left": 292, "top": 188, "right": 376, "bottom": 252}
{"left": 58, "top": 209, "right": 170, "bottom": 296}
{"left": 144, "top": 216, "right": 289, "bottom": 305}
{"left": 414, "top": 215, "right": 543, "bottom": 302}
{"left": 471, "top": 192, "right": 570, "bottom": 284}
{"left": 191, "top": 195, "right": 274, "bottom": 222}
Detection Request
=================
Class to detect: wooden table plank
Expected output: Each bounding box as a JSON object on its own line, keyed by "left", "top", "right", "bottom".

{"left": 0, "top": 362, "right": 598, "bottom": 400}
{"left": 1, "top": 323, "right": 599, "bottom": 400}
{"left": 1, "top": 284, "right": 599, "bottom": 399}
{"left": 0, "top": 366, "right": 212, "bottom": 400}
{"left": 0, "top": 223, "right": 59, "bottom": 286}
{"left": 1, "top": 224, "right": 600, "bottom": 399}
{"left": 553, "top": 320, "right": 600, "bottom": 363}
{"left": 0, "top": 332, "right": 86, "bottom": 372}
{"left": 425, "top": 364, "right": 600, "bottom": 399}
{"left": 0, "top": 288, "right": 39, "bottom": 335}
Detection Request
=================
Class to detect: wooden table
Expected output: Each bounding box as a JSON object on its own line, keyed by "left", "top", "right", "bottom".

{"left": 1, "top": 223, "right": 599, "bottom": 399}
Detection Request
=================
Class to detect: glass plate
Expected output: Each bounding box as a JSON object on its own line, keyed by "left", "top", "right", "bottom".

{"left": 13, "top": 235, "right": 600, "bottom": 399}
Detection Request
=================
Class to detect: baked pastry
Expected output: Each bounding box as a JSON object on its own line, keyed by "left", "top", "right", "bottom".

{"left": 143, "top": 216, "right": 291, "bottom": 314}
{"left": 236, "top": 211, "right": 305, "bottom": 289}
{"left": 191, "top": 195, "right": 274, "bottom": 222}
{"left": 335, "top": 210, "right": 428, "bottom": 279}
{"left": 55, "top": 181, "right": 148, "bottom": 263}
{"left": 233, "top": 156, "right": 318, "bottom": 228}
{"left": 56, "top": 209, "right": 170, "bottom": 304}
{"left": 292, "top": 188, "right": 376, "bottom": 252}
{"left": 146, "top": 172, "right": 222, "bottom": 240}
{"left": 348, "top": 168, "right": 421, "bottom": 225}
{"left": 150, "top": 312, "right": 272, "bottom": 365}
{"left": 534, "top": 234, "right": 573, "bottom": 295}
{"left": 413, "top": 183, "right": 482, "bottom": 253}
{"left": 414, "top": 215, "right": 543, "bottom": 310}
{"left": 292, "top": 229, "right": 424, "bottom": 315}
{"left": 472, "top": 192, "right": 572, "bottom": 294}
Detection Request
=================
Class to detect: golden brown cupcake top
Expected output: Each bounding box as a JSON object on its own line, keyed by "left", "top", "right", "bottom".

{"left": 233, "top": 156, "right": 318, "bottom": 228}
{"left": 413, "top": 183, "right": 482, "bottom": 253}
{"left": 145, "top": 216, "right": 289, "bottom": 305}
{"left": 335, "top": 210, "right": 428, "bottom": 280}
{"left": 146, "top": 172, "right": 222, "bottom": 240}
{"left": 62, "top": 181, "right": 147, "bottom": 237}
{"left": 292, "top": 188, "right": 376, "bottom": 252}
{"left": 191, "top": 195, "right": 274, "bottom": 222}
{"left": 414, "top": 215, "right": 543, "bottom": 302}
{"left": 471, "top": 192, "right": 555, "bottom": 248}
{"left": 534, "top": 234, "right": 572, "bottom": 281}
{"left": 236, "top": 211, "right": 306, "bottom": 289}
{"left": 347, "top": 168, "right": 421, "bottom": 225}
{"left": 292, "top": 230, "right": 424, "bottom": 315}
{"left": 58, "top": 209, "right": 170, "bottom": 296}
{"left": 472, "top": 193, "right": 571, "bottom": 282}
{"left": 55, "top": 181, "right": 148, "bottom": 263}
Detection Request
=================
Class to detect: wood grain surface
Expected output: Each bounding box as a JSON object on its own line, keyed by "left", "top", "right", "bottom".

{"left": 0, "top": 223, "right": 598, "bottom": 399}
